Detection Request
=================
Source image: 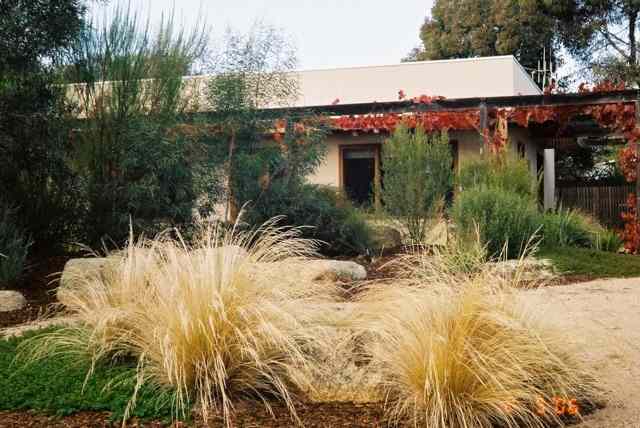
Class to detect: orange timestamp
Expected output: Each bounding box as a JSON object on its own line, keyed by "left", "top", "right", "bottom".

{"left": 536, "top": 397, "right": 580, "bottom": 417}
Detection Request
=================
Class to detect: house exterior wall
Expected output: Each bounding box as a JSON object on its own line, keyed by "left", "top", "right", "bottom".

{"left": 290, "top": 56, "right": 541, "bottom": 107}
{"left": 307, "top": 126, "right": 540, "bottom": 189}
{"left": 511, "top": 61, "right": 542, "bottom": 96}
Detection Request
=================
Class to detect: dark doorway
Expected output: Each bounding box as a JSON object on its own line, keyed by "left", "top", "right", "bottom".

{"left": 343, "top": 147, "right": 376, "bottom": 206}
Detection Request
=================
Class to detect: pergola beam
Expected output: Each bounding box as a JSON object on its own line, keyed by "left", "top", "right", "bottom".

{"left": 255, "top": 90, "right": 640, "bottom": 118}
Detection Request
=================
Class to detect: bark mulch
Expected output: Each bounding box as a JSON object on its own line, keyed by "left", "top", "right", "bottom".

{"left": 0, "top": 402, "right": 386, "bottom": 428}
{"left": 0, "top": 255, "right": 73, "bottom": 329}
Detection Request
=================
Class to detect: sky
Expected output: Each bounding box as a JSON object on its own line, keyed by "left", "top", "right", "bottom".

{"left": 89, "top": 0, "right": 434, "bottom": 70}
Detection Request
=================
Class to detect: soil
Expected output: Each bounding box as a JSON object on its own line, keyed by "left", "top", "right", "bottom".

{"left": 0, "top": 401, "right": 385, "bottom": 427}
{"left": 0, "top": 255, "right": 71, "bottom": 329}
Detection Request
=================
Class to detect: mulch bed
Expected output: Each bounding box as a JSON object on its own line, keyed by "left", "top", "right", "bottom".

{"left": 0, "top": 402, "right": 386, "bottom": 427}
{"left": 0, "top": 255, "right": 73, "bottom": 329}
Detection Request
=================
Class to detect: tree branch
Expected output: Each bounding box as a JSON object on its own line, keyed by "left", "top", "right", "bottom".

{"left": 599, "top": 28, "right": 631, "bottom": 59}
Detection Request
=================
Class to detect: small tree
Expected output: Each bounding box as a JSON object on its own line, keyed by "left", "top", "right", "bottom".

{"left": 381, "top": 125, "right": 453, "bottom": 243}
{"left": 204, "top": 25, "right": 327, "bottom": 221}
{"left": 64, "top": 7, "right": 213, "bottom": 245}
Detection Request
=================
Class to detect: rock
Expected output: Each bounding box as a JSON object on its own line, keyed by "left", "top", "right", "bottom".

{"left": 59, "top": 257, "right": 110, "bottom": 290}
{"left": 59, "top": 245, "right": 250, "bottom": 298}
{"left": 0, "top": 290, "right": 27, "bottom": 312}
{"left": 309, "top": 260, "right": 367, "bottom": 282}
{"left": 489, "top": 257, "right": 556, "bottom": 282}
{"left": 368, "top": 224, "right": 402, "bottom": 251}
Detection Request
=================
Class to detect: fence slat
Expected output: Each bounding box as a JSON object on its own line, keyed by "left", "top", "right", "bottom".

{"left": 556, "top": 181, "right": 633, "bottom": 227}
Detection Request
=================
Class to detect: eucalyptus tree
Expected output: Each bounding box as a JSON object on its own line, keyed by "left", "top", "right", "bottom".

{"left": 546, "top": 0, "right": 640, "bottom": 85}
{"left": 410, "top": 0, "right": 559, "bottom": 74}
{"left": 204, "top": 25, "right": 328, "bottom": 222}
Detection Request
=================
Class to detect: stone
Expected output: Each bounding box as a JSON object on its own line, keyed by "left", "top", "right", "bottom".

{"left": 368, "top": 223, "right": 402, "bottom": 251}
{"left": 59, "top": 257, "right": 110, "bottom": 290}
{"left": 308, "top": 260, "right": 367, "bottom": 282}
{"left": 58, "top": 245, "right": 250, "bottom": 298}
{"left": 0, "top": 290, "right": 27, "bottom": 312}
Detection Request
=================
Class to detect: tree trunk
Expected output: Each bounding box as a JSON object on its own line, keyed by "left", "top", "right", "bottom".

{"left": 629, "top": 10, "right": 638, "bottom": 67}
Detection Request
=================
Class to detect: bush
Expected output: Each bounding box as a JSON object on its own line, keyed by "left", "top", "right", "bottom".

{"left": 65, "top": 7, "right": 213, "bottom": 246}
{"left": 356, "top": 253, "right": 596, "bottom": 428}
{"left": 451, "top": 186, "right": 540, "bottom": 259}
{"left": 0, "top": 202, "right": 31, "bottom": 287}
{"left": 381, "top": 126, "right": 453, "bottom": 242}
{"left": 593, "top": 228, "right": 623, "bottom": 253}
{"left": 21, "top": 220, "right": 340, "bottom": 425}
{"left": 458, "top": 152, "right": 537, "bottom": 198}
{"left": 245, "top": 184, "right": 372, "bottom": 255}
{"left": 541, "top": 209, "right": 600, "bottom": 248}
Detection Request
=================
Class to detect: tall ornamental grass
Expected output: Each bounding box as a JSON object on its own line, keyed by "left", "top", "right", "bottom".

{"left": 21, "top": 219, "right": 341, "bottom": 425}
{"left": 353, "top": 247, "right": 597, "bottom": 428}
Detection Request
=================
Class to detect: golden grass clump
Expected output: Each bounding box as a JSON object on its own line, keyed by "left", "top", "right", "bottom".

{"left": 354, "top": 248, "right": 597, "bottom": 428}
{"left": 22, "top": 219, "right": 342, "bottom": 425}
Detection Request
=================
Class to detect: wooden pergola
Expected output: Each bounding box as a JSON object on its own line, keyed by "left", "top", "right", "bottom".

{"left": 270, "top": 89, "right": 640, "bottom": 217}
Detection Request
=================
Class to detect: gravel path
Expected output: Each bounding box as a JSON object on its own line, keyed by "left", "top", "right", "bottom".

{"left": 523, "top": 277, "right": 640, "bottom": 428}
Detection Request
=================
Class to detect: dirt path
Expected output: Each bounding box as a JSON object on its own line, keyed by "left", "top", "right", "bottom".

{"left": 523, "top": 277, "right": 640, "bottom": 428}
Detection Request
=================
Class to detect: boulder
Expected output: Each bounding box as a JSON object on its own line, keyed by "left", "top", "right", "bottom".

{"left": 0, "top": 290, "right": 27, "bottom": 312}
{"left": 368, "top": 224, "right": 402, "bottom": 251}
{"left": 308, "top": 260, "right": 367, "bottom": 282}
{"left": 59, "top": 257, "right": 110, "bottom": 290}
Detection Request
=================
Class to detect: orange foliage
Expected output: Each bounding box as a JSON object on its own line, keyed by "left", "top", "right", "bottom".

{"left": 578, "top": 81, "right": 628, "bottom": 93}
{"left": 621, "top": 193, "right": 640, "bottom": 254}
{"left": 331, "top": 110, "right": 479, "bottom": 133}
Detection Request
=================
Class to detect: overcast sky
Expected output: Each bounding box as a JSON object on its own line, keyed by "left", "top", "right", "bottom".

{"left": 90, "top": 0, "right": 434, "bottom": 70}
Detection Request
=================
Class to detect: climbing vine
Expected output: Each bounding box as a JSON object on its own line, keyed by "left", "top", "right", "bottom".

{"left": 326, "top": 91, "right": 640, "bottom": 252}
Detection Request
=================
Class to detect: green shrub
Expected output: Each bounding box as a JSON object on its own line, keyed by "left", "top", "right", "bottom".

{"left": 381, "top": 126, "right": 453, "bottom": 243}
{"left": 541, "top": 209, "right": 599, "bottom": 248}
{"left": 245, "top": 184, "right": 372, "bottom": 255}
{"left": 451, "top": 186, "right": 540, "bottom": 259}
{"left": 458, "top": 152, "right": 536, "bottom": 198}
{"left": 0, "top": 202, "right": 31, "bottom": 287}
{"left": 593, "top": 229, "right": 623, "bottom": 253}
{"left": 65, "top": 7, "right": 213, "bottom": 246}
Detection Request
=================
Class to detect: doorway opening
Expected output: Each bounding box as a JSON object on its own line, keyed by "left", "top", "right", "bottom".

{"left": 342, "top": 146, "right": 378, "bottom": 206}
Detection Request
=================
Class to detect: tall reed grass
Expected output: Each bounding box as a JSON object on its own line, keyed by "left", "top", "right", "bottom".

{"left": 21, "top": 219, "right": 341, "bottom": 425}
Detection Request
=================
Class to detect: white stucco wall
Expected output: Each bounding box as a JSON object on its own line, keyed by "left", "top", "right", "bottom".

{"left": 290, "top": 56, "right": 541, "bottom": 107}
{"left": 307, "top": 126, "right": 539, "bottom": 189}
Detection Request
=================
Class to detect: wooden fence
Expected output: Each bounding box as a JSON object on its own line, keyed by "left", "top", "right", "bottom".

{"left": 556, "top": 181, "right": 633, "bottom": 227}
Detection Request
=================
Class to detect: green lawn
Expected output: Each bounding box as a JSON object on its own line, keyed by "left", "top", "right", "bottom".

{"left": 0, "top": 329, "right": 176, "bottom": 422}
{"left": 538, "top": 246, "right": 640, "bottom": 279}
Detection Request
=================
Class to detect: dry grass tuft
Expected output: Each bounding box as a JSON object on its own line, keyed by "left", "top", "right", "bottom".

{"left": 353, "top": 245, "right": 598, "bottom": 428}
{"left": 21, "top": 219, "right": 342, "bottom": 426}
